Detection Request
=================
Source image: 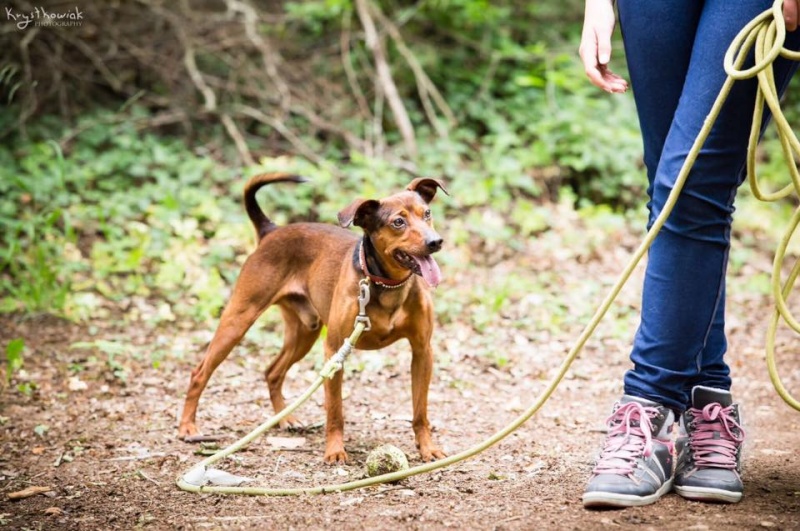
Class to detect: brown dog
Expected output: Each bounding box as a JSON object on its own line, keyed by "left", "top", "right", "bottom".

{"left": 178, "top": 173, "right": 448, "bottom": 464}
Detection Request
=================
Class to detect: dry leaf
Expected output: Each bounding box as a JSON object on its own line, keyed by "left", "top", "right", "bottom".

{"left": 44, "top": 507, "right": 62, "bottom": 516}
{"left": 68, "top": 377, "right": 88, "bottom": 392}
{"left": 31, "top": 447, "right": 45, "bottom": 455}
{"left": 266, "top": 436, "right": 306, "bottom": 449}
{"left": 7, "top": 486, "right": 52, "bottom": 500}
{"left": 181, "top": 466, "right": 252, "bottom": 487}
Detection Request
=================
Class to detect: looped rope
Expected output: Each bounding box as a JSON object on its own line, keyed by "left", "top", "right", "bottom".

{"left": 177, "top": 0, "right": 799, "bottom": 497}
{"left": 724, "top": 1, "right": 800, "bottom": 411}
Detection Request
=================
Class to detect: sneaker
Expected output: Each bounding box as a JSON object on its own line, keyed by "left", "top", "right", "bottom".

{"left": 674, "top": 386, "right": 745, "bottom": 503}
{"left": 583, "top": 396, "right": 675, "bottom": 508}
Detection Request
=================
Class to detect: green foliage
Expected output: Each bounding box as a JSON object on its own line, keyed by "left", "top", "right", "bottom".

{"left": 279, "top": 0, "right": 640, "bottom": 210}
{"left": 0, "top": 113, "right": 244, "bottom": 321}
{"left": 0, "top": 141, "right": 78, "bottom": 313}
{"left": 0, "top": 64, "right": 21, "bottom": 106}
{"left": 285, "top": 0, "right": 350, "bottom": 33}
{"left": 70, "top": 340, "right": 134, "bottom": 381}
{"left": 5, "top": 338, "right": 24, "bottom": 383}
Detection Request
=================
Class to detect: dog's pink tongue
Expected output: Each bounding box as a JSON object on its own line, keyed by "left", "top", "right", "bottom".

{"left": 412, "top": 254, "right": 442, "bottom": 288}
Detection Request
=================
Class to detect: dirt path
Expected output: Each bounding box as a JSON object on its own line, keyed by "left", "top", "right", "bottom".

{"left": 2, "top": 226, "right": 800, "bottom": 530}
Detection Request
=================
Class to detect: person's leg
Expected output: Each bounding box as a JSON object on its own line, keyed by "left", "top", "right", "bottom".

{"left": 617, "top": 0, "right": 702, "bottom": 209}
{"left": 623, "top": 0, "right": 800, "bottom": 412}
{"left": 616, "top": 0, "right": 711, "bottom": 409}
{"left": 685, "top": 30, "right": 800, "bottom": 401}
{"left": 583, "top": 0, "right": 701, "bottom": 509}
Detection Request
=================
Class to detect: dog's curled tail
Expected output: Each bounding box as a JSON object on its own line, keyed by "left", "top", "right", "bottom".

{"left": 243, "top": 173, "right": 308, "bottom": 240}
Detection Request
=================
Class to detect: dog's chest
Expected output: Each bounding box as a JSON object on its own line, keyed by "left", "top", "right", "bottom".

{"left": 373, "top": 295, "right": 407, "bottom": 330}
{"left": 358, "top": 291, "right": 416, "bottom": 346}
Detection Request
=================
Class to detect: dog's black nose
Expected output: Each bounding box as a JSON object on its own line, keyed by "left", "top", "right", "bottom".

{"left": 426, "top": 237, "right": 443, "bottom": 253}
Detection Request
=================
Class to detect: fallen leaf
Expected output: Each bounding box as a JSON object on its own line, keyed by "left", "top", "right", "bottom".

{"left": 340, "top": 496, "right": 363, "bottom": 506}
{"left": 68, "top": 377, "right": 88, "bottom": 392}
{"left": 7, "top": 486, "right": 52, "bottom": 500}
{"left": 44, "top": 507, "right": 62, "bottom": 516}
{"left": 31, "top": 447, "right": 45, "bottom": 455}
{"left": 205, "top": 469, "right": 252, "bottom": 486}
{"left": 181, "top": 467, "right": 252, "bottom": 487}
{"left": 266, "top": 436, "right": 306, "bottom": 449}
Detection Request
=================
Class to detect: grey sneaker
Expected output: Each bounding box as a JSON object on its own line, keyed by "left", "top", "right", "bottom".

{"left": 674, "top": 386, "right": 745, "bottom": 503}
{"left": 583, "top": 396, "right": 675, "bottom": 508}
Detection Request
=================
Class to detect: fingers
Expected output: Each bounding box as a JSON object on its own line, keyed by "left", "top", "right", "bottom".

{"left": 785, "top": 0, "right": 799, "bottom": 32}
{"left": 596, "top": 29, "right": 612, "bottom": 66}
{"left": 597, "top": 65, "right": 629, "bottom": 93}
{"left": 579, "top": 32, "right": 628, "bottom": 93}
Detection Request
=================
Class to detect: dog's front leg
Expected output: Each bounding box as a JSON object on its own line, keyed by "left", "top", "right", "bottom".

{"left": 322, "top": 340, "right": 348, "bottom": 464}
{"left": 410, "top": 337, "right": 447, "bottom": 462}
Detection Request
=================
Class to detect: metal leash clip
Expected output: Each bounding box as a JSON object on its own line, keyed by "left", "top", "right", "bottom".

{"left": 355, "top": 278, "right": 372, "bottom": 331}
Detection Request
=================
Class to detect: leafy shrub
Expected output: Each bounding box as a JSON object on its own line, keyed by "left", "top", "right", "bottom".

{"left": 0, "top": 114, "right": 243, "bottom": 322}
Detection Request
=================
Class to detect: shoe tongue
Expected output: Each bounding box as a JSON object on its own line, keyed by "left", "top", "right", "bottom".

{"left": 621, "top": 395, "right": 662, "bottom": 408}
{"left": 618, "top": 396, "right": 674, "bottom": 432}
{"left": 411, "top": 254, "right": 442, "bottom": 288}
{"left": 692, "top": 386, "right": 733, "bottom": 408}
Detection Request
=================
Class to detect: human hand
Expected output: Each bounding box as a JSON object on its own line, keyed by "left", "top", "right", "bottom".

{"left": 784, "top": 0, "right": 799, "bottom": 31}
{"left": 579, "top": 0, "right": 628, "bottom": 93}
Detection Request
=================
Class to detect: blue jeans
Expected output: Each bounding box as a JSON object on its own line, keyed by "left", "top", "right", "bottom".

{"left": 617, "top": 0, "right": 800, "bottom": 411}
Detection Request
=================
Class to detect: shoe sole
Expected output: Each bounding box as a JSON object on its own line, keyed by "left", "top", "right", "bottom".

{"left": 674, "top": 484, "right": 742, "bottom": 503}
{"left": 583, "top": 479, "right": 673, "bottom": 508}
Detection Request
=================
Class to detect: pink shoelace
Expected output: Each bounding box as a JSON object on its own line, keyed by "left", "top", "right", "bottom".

{"left": 686, "top": 403, "right": 745, "bottom": 470}
{"left": 592, "top": 401, "right": 664, "bottom": 477}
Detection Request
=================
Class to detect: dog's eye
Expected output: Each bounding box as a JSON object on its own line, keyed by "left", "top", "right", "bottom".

{"left": 392, "top": 217, "right": 406, "bottom": 229}
{"left": 423, "top": 209, "right": 432, "bottom": 220}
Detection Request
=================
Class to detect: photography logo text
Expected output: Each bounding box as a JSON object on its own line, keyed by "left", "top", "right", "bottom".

{"left": 5, "top": 6, "right": 83, "bottom": 30}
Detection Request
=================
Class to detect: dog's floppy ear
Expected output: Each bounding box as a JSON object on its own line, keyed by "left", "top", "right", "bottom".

{"left": 338, "top": 198, "right": 381, "bottom": 230}
{"left": 407, "top": 178, "right": 449, "bottom": 203}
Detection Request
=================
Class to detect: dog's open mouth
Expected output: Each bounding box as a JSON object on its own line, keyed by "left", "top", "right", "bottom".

{"left": 394, "top": 250, "right": 442, "bottom": 288}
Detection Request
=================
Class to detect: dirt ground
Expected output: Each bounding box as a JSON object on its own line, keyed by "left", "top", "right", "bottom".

{"left": 2, "top": 224, "right": 800, "bottom": 530}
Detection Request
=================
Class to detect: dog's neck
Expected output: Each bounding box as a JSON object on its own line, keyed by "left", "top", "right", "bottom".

{"left": 356, "top": 236, "right": 412, "bottom": 289}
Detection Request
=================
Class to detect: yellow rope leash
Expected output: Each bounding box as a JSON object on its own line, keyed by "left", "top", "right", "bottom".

{"left": 176, "top": 0, "right": 799, "bottom": 496}
{"left": 742, "top": 3, "right": 800, "bottom": 412}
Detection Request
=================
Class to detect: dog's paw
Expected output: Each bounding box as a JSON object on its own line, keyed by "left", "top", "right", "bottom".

{"left": 279, "top": 415, "right": 305, "bottom": 432}
{"left": 177, "top": 423, "right": 199, "bottom": 440}
{"left": 419, "top": 446, "right": 447, "bottom": 462}
{"left": 323, "top": 447, "right": 349, "bottom": 465}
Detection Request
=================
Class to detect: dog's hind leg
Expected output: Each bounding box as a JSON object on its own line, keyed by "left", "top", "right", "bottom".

{"left": 178, "top": 265, "right": 276, "bottom": 439}
{"left": 265, "top": 302, "right": 321, "bottom": 430}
